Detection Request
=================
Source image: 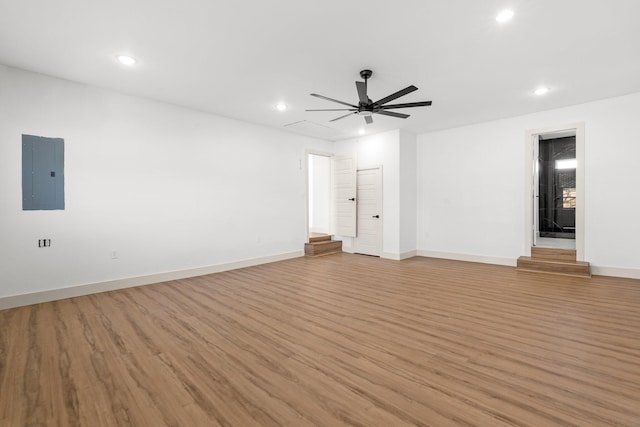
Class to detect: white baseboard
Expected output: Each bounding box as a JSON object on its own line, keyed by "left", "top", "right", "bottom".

{"left": 381, "top": 250, "right": 417, "bottom": 261}
{"left": 5, "top": 250, "right": 635, "bottom": 312}
{"left": 340, "top": 249, "right": 416, "bottom": 260}
{"left": 0, "top": 250, "right": 304, "bottom": 311}
{"left": 416, "top": 250, "right": 517, "bottom": 267}
{"left": 417, "top": 250, "right": 640, "bottom": 280}
{"left": 590, "top": 265, "right": 640, "bottom": 280}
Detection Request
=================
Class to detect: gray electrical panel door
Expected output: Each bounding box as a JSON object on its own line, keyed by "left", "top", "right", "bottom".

{"left": 22, "top": 134, "right": 65, "bottom": 210}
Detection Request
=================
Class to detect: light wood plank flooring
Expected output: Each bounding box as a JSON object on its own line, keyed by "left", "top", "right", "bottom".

{"left": 2, "top": 254, "right": 640, "bottom": 426}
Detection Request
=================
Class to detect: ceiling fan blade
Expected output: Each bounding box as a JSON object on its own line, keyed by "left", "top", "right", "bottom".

{"left": 306, "top": 108, "right": 357, "bottom": 111}
{"left": 379, "top": 101, "right": 432, "bottom": 109}
{"left": 376, "top": 110, "right": 410, "bottom": 119}
{"left": 374, "top": 85, "right": 418, "bottom": 106}
{"left": 356, "top": 81, "right": 368, "bottom": 104}
{"left": 364, "top": 115, "right": 373, "bottom": 124}
{"left": 310, "top": 93, "right": 358, "bottom": 108}
{"left": 330, "top": 112, "right": 357, "bottom": 122}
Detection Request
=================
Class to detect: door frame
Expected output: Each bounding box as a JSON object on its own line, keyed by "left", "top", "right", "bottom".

{"left": 352, "top": 165, "right": 383, "bottom": 256}
{"left": 305, "top": 150, "right": 334, "bottom": 242}
{"left": 524, "top": 122, "right": 585, "bottom": 260}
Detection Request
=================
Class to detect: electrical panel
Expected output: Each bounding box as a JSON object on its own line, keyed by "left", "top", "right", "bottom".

{"left": 22, "top": 134, "right": 65, "bottom": 210}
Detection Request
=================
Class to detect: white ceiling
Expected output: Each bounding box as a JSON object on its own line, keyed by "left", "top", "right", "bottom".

{"left": 1, "top": 0, "right": 639, "bottom": 141}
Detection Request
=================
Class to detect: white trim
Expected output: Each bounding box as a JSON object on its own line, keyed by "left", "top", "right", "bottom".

{"left": 417, "top": 250, "right": 517, "bottom": 267}
{"left": 6, "top": 249, "right": 635, "bottom": 312}
{"left": 381, "top": 250, "right": 417, "bottom": 261}
{"left": 590, "top": 266, "right": 640, "bottom": 280}
{"left": 575, "top": 123, "right": 585, "bottom": 261}
{"left": 0, "top": 251, "right": 303, "bottom": 310}
{"left": 417, "top": 251, "right": 640, "bottom": 280}
{"left": 524, "top": 122, "right": 585, "bottom": 260}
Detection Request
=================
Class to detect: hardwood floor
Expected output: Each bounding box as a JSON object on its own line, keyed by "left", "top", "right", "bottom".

{"left": 2, "top": 254, "right": 640, "bottom": 426}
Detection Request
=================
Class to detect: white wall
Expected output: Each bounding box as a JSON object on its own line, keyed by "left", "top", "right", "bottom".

{"left": 308, "top": 154, "right": 331, "bottom": 234}
{"left": 3, "top": 65, "right": 638, "bottom": 306}
{"left": 0, "top": 65, "right": 332, "bottom": 300}
{"left": 417, "top": 92, "right": 640, "bottom": 277}
{"left": 399, "top": 130, "right": 417, "bottom": 255}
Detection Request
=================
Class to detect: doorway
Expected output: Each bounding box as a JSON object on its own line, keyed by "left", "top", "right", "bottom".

{"left": 307, "top": 153, "right": 332, "bottom": 239}
{"left": 524, "top": 123, "right": 585, "bottom": 260}
{"left": 353, "top": 167, "right": 382, "bottom": 256}
{"left": 537, "top": 134, "right": 576, "bottom": 246}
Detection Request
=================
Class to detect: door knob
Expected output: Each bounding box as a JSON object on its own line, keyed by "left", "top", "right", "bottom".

{"left": 348, "top": 198, "right": 355, "bottom": 201}
{"left": 372, "top": 215, "right": 380, "bottom": 218}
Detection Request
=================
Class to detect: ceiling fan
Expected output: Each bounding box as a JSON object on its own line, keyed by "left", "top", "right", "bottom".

{"left": 306, "top": 69, "right": 432, "bottom": 125}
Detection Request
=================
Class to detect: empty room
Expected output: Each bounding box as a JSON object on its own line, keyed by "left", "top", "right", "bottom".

{"left": 1, "top": 1, "right": 640, "bottom": 426}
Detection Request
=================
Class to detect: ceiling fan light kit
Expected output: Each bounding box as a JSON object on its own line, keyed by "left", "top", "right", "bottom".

{"left": 306, "top": 69, "right": 432, "bottom": 125}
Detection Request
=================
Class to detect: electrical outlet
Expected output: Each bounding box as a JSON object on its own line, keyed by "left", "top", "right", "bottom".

{"left": 38, "top": 239, "right": 51, "bottom": 247}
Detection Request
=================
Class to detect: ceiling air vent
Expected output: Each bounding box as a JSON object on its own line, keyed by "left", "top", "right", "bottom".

{"left": 283, "top": 120, "right": 346, "bottom": 141}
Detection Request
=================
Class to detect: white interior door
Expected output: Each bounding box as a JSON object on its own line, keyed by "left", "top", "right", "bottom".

{"left": 333, "top": 155, "right": 356, "bottom": 237}
{"left": 353, "top": 167, "right": 382, "bottom": 256}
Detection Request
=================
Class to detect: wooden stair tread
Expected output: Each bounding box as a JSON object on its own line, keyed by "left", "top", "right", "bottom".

{"left": 517, "top": 256, "right": 591, "bottom": 278}
{"left": 309, "top": 234, "right": 332, "bottom": 243}
{"left": 531, "top": 247, "right": 577, "bottom": 262}
{"left": 305, "top": 239, "right": 342, "bottom": 257}
{"left": 519, "top": 257, "right": 589, "bottom": 267}
{"left": 308, "top": 240, "right": 340, "bottom": 246}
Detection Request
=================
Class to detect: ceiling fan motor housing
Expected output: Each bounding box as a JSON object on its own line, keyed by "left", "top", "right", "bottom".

{"left": 360, "top": 69, "right": 373, "bottom": 80}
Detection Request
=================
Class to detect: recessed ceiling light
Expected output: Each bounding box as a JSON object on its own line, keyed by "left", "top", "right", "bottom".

{"left": 496, "top": 9, "right": 514, "bottom": 22}
{"left": 534, "top": 86, "right": 550, "bottom": 96}
{"left": 358, "top": 128, "right": 365, "bottom": 135}
{"left": 116, "top": 55, "right": 137, "bottom": 66}
{"left": 275, "top": 103, "right": 288, "bottom": 111}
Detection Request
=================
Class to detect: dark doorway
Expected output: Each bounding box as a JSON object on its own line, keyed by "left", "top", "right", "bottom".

{"left": 538, "top": 136, "right": 576, "bottom": 239}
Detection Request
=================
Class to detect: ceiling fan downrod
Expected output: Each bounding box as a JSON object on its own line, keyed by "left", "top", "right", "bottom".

{"left": 360, "top": 69, "right": 372, "bottom": 103}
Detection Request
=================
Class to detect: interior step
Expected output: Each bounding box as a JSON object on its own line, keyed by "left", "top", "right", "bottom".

{"left": 517, "top": 256, "right": 591, "bottom": 278}
{"left": 531, "top": 247, "right": 577, "bottom": 262}
{"left": 305, "top": 239, "right": 342, "bottom": 257}
{"left": 309, "top": 234, "right": 332, "bottom": 243}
